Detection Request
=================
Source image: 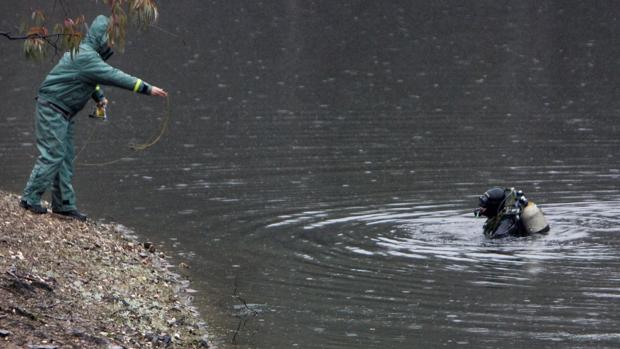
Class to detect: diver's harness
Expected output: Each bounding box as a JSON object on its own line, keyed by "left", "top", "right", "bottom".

{"left": 477, "top": 188, "right": 529, "bottom": 238}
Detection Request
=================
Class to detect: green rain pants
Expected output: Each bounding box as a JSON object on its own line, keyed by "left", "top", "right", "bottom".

{"left": 22, "top": 100, "right": 77, "bottom": 212}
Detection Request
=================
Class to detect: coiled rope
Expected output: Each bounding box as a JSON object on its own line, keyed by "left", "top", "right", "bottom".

{"left": 74, "top": 95, "right": 170, "bottom": 166}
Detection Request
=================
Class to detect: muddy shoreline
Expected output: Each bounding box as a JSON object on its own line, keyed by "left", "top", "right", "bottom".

{"left": 0, "top": 191, "right": 213, "bottom": 348}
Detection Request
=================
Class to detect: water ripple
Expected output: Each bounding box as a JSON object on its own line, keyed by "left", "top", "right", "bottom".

{"left": 268, "top": 199, "right": 620, "bottom": 267}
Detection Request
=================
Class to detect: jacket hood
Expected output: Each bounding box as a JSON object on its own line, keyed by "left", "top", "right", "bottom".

{"left": 84, "top": 15, "right": 110, "bottom": 53}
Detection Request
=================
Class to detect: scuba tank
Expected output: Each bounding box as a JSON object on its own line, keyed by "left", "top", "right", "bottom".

{"left": 520, "top": 202, "right": 550, "bottom": 234}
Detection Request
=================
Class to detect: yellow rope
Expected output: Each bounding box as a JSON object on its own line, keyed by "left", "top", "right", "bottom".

{"left": 79, "top": 157, "right": 127, "bottom": 167}
{"left": 76, "top": 95, "right": 170, "bottom": 167}
{"left": 130, "top": 95, "right": 170, "bottom": 151}
{"left": 73, "top": 119, "right": 99, "bottom": 162}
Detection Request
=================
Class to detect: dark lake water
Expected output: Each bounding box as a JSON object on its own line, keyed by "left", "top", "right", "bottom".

{"left": 1, "top": 1, "right": 619, "bottom": 348}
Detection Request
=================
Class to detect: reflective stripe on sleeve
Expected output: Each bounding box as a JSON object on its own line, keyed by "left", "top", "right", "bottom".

{"left": 133, "top": 79, "right": 143, "bottom": 93}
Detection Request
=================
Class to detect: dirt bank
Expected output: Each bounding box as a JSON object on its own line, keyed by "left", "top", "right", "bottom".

{"left": 0, "top": 191, "right": 211, "bottom": 348}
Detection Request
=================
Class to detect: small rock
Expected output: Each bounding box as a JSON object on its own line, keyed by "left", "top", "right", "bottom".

{"left": 148, "top": 333, "right": 172, "bottom": 345}
{"left": 27, "top": 345, "right": 59, "bottom": 349}
{"left": 143, "top": 242, "right": 156, "bottom": 252}
{"left": 158, "top": 334, "right": 172, "bottom": 345}
{"left": 0, "top": 329, "right": 12, "bottom": 337}
{"left": 199, "top": 335, "right": 210, "bottom": 348}
{"left": 179, "top": 262, "right": 189, "bottom": 269}
{"left": 139, "top": 252, "right": 149, "bottom": 259}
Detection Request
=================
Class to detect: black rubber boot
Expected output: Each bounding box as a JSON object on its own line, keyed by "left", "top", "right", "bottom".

{"left": 55, "top": 210, "right": 88, "bottom": 222}
{"left": 19, "top": 200, "right": 48, "bottom": 214}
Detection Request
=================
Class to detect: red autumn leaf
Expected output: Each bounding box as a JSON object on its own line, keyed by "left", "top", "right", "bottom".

{"left": 64, "top": 18, "right": 75, "bottom": 28}
{"left": 27, "top": 26, "right": 48, "bottom": 37}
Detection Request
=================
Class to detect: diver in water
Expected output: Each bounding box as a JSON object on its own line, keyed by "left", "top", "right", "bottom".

{"left": 474, "top": 187, "right": 550, "bottom": 239}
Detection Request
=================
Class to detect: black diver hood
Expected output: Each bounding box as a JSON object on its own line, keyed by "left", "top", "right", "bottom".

{"left": 478, "top": 187, "right": 507, "bottom": 217}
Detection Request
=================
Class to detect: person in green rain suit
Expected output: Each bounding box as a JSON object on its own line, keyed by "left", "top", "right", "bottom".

{"left": 20, "top": 15, "right": 168, "bottom": 221}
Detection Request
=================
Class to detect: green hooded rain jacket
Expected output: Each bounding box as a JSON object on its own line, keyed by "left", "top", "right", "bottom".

{"left": 38, "top": 15, "right": 152, "bottom": 116}
{"left": 22, "top": 15, "right": 154, "bottom": 212}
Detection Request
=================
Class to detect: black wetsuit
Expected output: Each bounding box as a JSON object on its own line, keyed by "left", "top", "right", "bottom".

{"left": 483, "top": 212, "right": 528, "bottom": 239}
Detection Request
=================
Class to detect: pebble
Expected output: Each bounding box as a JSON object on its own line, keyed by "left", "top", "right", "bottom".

{"left": 0, "top": 329, "right": 12, "bottom": 337}
{"left": 199, "top": 335, "right": 210, "bottom": 348}
{"left": 143, "top": 242, "right": 155, "bottom": 252}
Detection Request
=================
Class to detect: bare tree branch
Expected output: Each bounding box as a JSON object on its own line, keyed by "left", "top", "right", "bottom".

{"left": 0, "top": 31, "right": 77, "bottom": 41}
{"left": 1, "top": 31, "right": 81, "bottom": 59}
